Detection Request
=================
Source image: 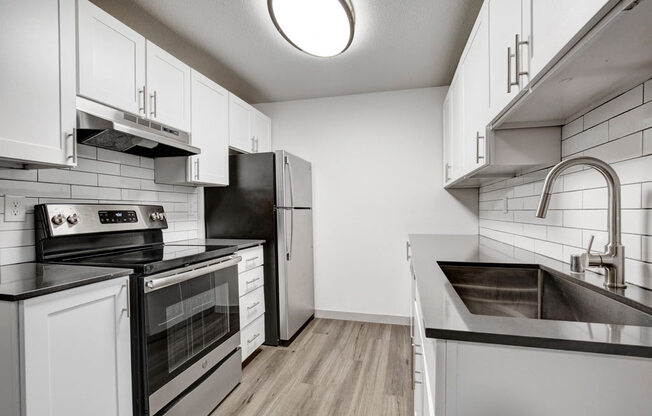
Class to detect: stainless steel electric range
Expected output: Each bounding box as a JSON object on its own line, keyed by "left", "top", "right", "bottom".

{"left": 34, "top": 203, "right": 242, "bottom": 416}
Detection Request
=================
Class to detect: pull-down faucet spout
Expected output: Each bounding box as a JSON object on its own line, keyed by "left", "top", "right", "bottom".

{"left": 535, "top": 156, "right": 625, "bottom": 288}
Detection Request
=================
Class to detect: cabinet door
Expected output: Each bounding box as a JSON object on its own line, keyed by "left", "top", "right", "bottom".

{"left": 77, "top": 0, "right": 146, "bottom": 116}
{"left": 0, "top": 0, "right": 76, "bottom": 167}
{"left": 489, "top": 0, "right": 523, "bottom": 117}
{"left": 461, "top": 3, "right": 490, "bottom": 175}
{"left": 21, "top": 277, "right": 132, "bottom": 416}
{"left": 252, "top": 110, "right": 272, "bottom": 153}
{"left": 451, "top": 78, "right": 465, "bottom": 181}
{"left": 189, "top": 70, "right": 229, "bottom": 185}
{"left": 528, "top": 0, "right": 609, "bottom": 79}
{"left": 229, "top": 93, "right": 254, "bottom": 153}
{"left": 442, "top": 93, "right": 453, "bottom": 186}
{"left": 146, "top": 41, "right": 191, "bottom": 131}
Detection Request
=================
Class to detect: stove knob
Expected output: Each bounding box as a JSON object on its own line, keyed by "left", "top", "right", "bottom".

{"left": 51, "top": 214, "right": 65, "bottom": 225}
{"left": 159, "top": 213, "right": 166, "bottom": 221}
{"left": 66, "top": 213, "right": 80, "bottom": 225}
{"left": 150, "top": 212, "right": 160, "bottom": 221}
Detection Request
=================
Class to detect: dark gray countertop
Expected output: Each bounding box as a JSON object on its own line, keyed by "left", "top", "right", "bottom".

{"left": 172, "top": 238, "right": 265, "bottom": 250}
{"left": 409, "top": 234, "right": 652, "bottom": 358}
{"left": 0, "top": 263, "right": 132, "bottom": 301}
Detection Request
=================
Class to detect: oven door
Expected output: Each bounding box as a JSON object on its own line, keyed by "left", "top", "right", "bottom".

{"left": 143, "top": 256, "right": 241, "bottom": 415}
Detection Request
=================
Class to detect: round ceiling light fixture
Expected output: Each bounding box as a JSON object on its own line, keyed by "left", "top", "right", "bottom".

{"left": 268, "top": 0, "right": 355, "bottom": 58}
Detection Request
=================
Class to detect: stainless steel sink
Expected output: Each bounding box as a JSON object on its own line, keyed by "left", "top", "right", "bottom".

{"left": 439, "top": 264, "right": 652, "bottom": 327}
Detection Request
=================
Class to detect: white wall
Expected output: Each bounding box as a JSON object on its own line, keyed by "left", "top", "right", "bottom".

{"left": 257, "top": 87, "right": 478, "bottom": 321}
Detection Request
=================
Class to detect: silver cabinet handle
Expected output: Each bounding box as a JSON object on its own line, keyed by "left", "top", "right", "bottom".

{"left": 246, "top": 277, "right": 262, "bottom": 285}
{"left": 247, "top": 301, "right": 260, "bottom": 310}
{"left": 445, "top": 163, "right": 451, "bottom": 182}
{"left": 476, "top": 131, "right": 485, "bottom": 163}
{"left": 66, "top": 131, "right": 77, "bottom": 165}
{"left": 247, "top": 333, "right": 260, "bottom": 344}
{"left": 507, "top": 46, "right": 518, "bottom": 93}
{"left": 121, "top": 281, "right": 130, "bottom": 318}
{"left": 406, "top": 241, "right": 411, "bottom": 261}
{"left": 194, "top": 159, "right": 200, "bottom": 181}
{"left": 138, "top": 86, "right": 146, "bottom": 114}
{"left": 150, "top": 91, "right": 157, "bottom": 118}
{"left": 515, "top": 33, "right": 529, "bottom": 80}
{"left": 251, "top": 136, "right": 256, "bottom": 152}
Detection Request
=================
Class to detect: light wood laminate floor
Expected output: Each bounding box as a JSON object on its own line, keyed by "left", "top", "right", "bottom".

{"left": 211, "top": 318, "right": 412, "bottom": 416}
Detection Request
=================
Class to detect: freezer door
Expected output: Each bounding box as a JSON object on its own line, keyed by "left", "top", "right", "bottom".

{"left": 276, "top": 208, "right": 315, "bottom": 340}
{"left": 275, "top": 151, "right": 312, "bottom": 208}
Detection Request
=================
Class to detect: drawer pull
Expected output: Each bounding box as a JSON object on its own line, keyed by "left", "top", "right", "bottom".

{"left": 247, "top": 301, "right": 261, "bottom": 310}
{"left": 246, "top": 277, "right": 262, "bottom": 285}
{"left": 247, "top": 333, "right": 260, "bottom": 344}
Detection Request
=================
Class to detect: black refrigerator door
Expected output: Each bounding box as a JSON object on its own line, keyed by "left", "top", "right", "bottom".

{"left": 204, "top": 152, "right": 281, "bottom": 346}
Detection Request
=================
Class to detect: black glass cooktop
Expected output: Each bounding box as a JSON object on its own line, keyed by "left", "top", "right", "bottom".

{"left": 54, "top": 243, "right": 238, "bottom": 276}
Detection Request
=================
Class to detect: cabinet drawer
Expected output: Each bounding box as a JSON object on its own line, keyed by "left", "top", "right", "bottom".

{"left": 239, "top": 286, "right": 265, "bottom": 328}
{"left": 241, "top": 314, "right": 265, "bottom": 362}
{"left": 238, "top": 266, "right": 264, "bottom": 297}
{"left": 237, "top": 246, "right": 264, "bottom": 273}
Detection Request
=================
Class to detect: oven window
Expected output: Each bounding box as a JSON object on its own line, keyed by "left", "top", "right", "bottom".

{"left": 145, "top": 265, "right": 239, "bottom": 393}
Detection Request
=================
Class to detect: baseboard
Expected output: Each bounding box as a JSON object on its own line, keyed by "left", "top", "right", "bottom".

{"left": 314, "top": 309, "right": 409, "bottom": 326}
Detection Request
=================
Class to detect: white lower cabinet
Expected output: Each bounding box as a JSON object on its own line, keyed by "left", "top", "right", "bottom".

{"left": 0, "top": 277, "right": 132, "bottom": 416}
{"left": 411, "top": 265, "right": 652, "bottom": 416}
{"left": 237, "top": 246, "right": 266, "bottom": 362}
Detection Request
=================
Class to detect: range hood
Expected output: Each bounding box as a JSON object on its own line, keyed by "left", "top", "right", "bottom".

{"left": 75, "top": 96, "right": 199, "bottom": 157}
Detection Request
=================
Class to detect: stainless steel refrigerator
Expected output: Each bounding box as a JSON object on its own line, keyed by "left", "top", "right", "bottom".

{"left": 203, "top": 150, "right": 314, "bottom": 345}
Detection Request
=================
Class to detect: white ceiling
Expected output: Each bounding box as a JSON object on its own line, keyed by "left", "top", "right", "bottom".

{"left": 116, "top": 0, "right": 483, "bottom": 103}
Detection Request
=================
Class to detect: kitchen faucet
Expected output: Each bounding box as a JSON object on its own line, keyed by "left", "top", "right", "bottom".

{"left": 535, "top": 156, "right": 626, "bottom": 289}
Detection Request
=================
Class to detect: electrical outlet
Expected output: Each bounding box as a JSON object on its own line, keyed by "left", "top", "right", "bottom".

{"left": 4, "top": 195, "right": 26, "bottom": 222}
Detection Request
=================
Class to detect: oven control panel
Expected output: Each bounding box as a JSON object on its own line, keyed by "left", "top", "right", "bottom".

{"left": 37, "top": 204, "right": 168, "bottom": 237}
{"left": 99, "top": 210, "right": 138, "bottom": 224}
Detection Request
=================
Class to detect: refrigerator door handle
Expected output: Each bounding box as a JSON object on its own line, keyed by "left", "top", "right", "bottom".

{"left": 288, "top": 208, "right": 294, "bottom": 261}
{"left": 284, "top": 156, "right": 295, "bottom": 208}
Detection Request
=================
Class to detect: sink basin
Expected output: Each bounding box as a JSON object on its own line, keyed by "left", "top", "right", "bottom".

{"left": 439, "top": 264, "right": 652, "bottom": 327}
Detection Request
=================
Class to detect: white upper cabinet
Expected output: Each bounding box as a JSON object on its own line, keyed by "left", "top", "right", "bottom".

{"left": 442, "top": 94, "right": 453, "bottom": 186}
{"left": 229, "top": 93, "right": 253, "bottom": 153}
{"left": 252, "top": 109, "right": 272, "bottom": 153}
{"left": 190, "top": 70, "right": 229, "bottom": 185}
{"left": 488, "top": 0, "right": 524, "bottom": 117}
{"left": 229, "top": 93, "right": 273, "bottom": 154}
{"left": 461, "top": 2, "right": 490, "bottom": 175}
{"left": 526, "top": 0, "right": 610, "bottom": 80}
{"left": 0, "top": 0, "right": 76, "bottom": 168}
{"left": 146, "top": 41, "right": 191, "bottom": 131}
{"left": 77, "top": 0, "right": 146, "bottom": 116}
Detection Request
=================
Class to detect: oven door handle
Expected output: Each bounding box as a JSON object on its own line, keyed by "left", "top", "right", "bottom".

{"left": 144, "top": 256, "right": 242, "bottom": 293}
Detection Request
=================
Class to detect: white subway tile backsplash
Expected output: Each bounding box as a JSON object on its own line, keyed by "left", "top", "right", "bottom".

{"left": 608, "top": 100, "right": 652, "bottom": 140}
{"left": 642, "top": 236, "right": 652, "bottom": 262}
{"left": 0, "top": 152, "right": 200, "bottom": 268}
{"left": 514, "top": 210, "right": 562, "bottom": 227}
{"left": 71, "top": 185, "right": 121, "bottom": 200}
{"left": 547, "top": 226, "right": 582, "bottom": 247}
{"left": 98, "top": 174, "right": 141, "bottom": 190}
{"left": 622, "top": 210, "right": 652, "bottom": 235}
{"left": 643, "top": 182, "right": 652, "bottom": 208}
{"left": 612, "top": 155, "right": 652, "bottom": 184}
{"left": 563, "top": 169, "right": 604, "bottom": 191}
{"left": 97, "top": 148, "right": 141, "bottom": 167}
{"left": 120, "top": 165, "right": 155, "bottom": 180}
{"left": 645, "top": 79, "right": 652, "bottom": 103}
{"left": 514, "top": 235, "right": 535, "bottom": 252}
{"left": 643, "top": 129, "right": 652, "bottom": 155}
{"left": 562, "top": 117, "right": 583, "bottom": 140}
{"left": 522, "top": 224, "right": 547, "bottom": 239}
{"left": 583, "top": 85, "right": 643, "bottom": 129}
{"left": 0, "top": 179, "right": 70, "bottom": 198}
{"left": 582, "top": 131, "right": 642, "bottom": 163}
{"left": 563, "top": 210, "right": 607, "bottom": 231}
{"left": 623, "top": 233, "right": 642, "bottom": 260}
{"left": 561, "top": 122, "right": 608, "bottom": 156}
{"left": 534, "top": 240, "right": 564, "bottom": 262}
{"left": 38, "top": 169, "right": 98, "bottom": 186}
{"left": 548, "top": 191, "right": 582, "bottom": 210}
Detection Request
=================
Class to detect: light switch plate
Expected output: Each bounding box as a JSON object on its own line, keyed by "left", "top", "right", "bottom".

{"left": 4, "top": 195, "right": 26, "bottom": 222}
